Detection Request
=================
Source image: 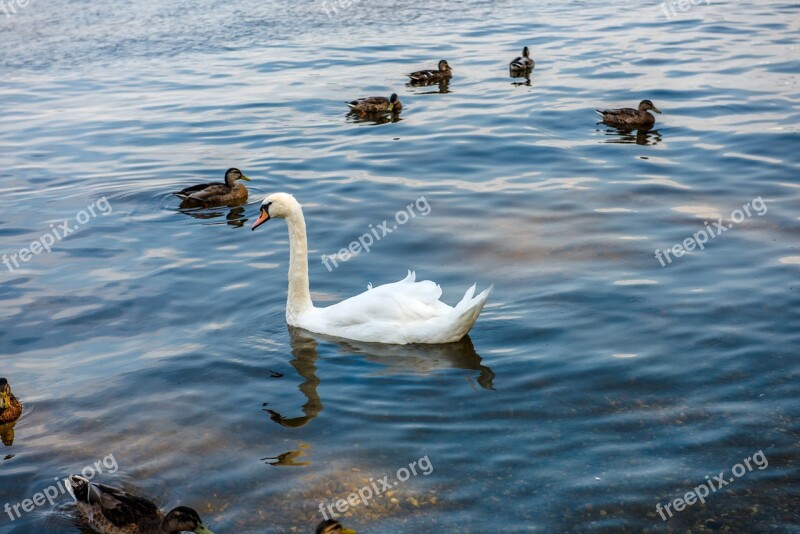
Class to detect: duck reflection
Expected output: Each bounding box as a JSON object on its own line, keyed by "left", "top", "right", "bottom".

{"left": 345, "top": 111, "right": 403, "bottom": 126}
{"left": 262, "top": 442, "right": 311, "bottom": 467}
{"left": 0, "top": 421, "right": 17, "bottom": 446}
{"left": 177, "top": 204, "right": 247, "bottom": 228}
{"left": 600, "top": 126, "right": 662, "bottom": 146}
{"left": 407, "top": 78, "right": 451, "bottom": 94}
{"left": 263, "top": 327, "right": 495, "bottom": 428}
{"left": 509, "top": 67, "right": 532, "bottom": 86}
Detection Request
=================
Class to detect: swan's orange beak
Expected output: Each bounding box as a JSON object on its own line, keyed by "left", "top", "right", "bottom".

{"left": 251, "top": 208, "right": 270, "bottom": 231}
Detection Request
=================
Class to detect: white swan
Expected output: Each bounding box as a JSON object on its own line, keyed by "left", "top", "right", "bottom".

{"left": 251, "top": 193, "right": 492, "bottom": 344}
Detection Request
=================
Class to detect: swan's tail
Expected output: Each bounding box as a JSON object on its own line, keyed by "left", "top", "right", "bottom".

{"left": 448, "top": 283, "right": 492, "bottom": 342}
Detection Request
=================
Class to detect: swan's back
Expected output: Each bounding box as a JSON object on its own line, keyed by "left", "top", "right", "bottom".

{"left": 297, "top": 272, "right": 491, "bottom": 344}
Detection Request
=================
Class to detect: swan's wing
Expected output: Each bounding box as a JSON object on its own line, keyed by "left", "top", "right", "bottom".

{"left": 320, "top": 272, "right": 451, "bottom": 327}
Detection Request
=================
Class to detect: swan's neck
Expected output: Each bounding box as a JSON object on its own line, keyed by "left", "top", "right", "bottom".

{"left": 285, "top": 206, "right": 314, "bottom": 321}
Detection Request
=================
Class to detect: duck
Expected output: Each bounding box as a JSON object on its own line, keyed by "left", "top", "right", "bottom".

{"left": 67, "top": 475, "right": 215, "bottom": 534}
{"left": 250, "top": 193, "right": 491, "bottom": 344}
{"left": 509, "top": 46, "right": 534, "bottom": 71}
{"left": 174, "top": 168, "right": 251, "bottom": 205}
{"left": 408, "top": 60, "right": 452, "bottom": 83}
{"left": 596, "top": 100, "right": 662, "bottom": 129}
{"left": 0, "top": 379, "right": 22, "bottom": 424}
{"left": 316, "top": 519, "right": 357, "bottom": 534}
{"left": 346, "top": 94, "right": 402, "bottom": 115}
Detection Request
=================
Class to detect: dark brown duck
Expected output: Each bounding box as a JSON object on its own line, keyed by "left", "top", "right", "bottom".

{"left": 596, "top": 100, "right": 662, "bottom": 129}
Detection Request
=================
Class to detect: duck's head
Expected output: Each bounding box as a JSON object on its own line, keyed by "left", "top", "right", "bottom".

{"left": 251, "top": 192, "right": 300, "bottom": 231}
{"left": 162, "top": 506, "right": 214, "bottom": 534}
{"left": 438, "top": 59, "right": 451, "bottom": 72}
{"left": 522, "top": 46, "right": 530, "bottom": 58}
{"left": 316, "top": 519, "right": 357, "bottom": 534}
{"left": 0, "top": 379, "right": 12, "bottom": 410}
{"left": 387, "top": 93, "right": 401, "bottom": 112}
{"left": 639, "top": 100, "right": 661, "bottom": 114}
{"left": 224, "top": 167, "right": 251, "bottom": 187}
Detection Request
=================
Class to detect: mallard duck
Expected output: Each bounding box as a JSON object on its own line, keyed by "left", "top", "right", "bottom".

{"left": 509, "top": 46, "right": 534, "bottom": 71}
{"left": 408, "top": 60, "right": 452, "bottom": 83}
{"left": 250, "top": 193, "right": 491, "bottom": 344}
{"left": 67, "top": 475, "right": 214, "bottom": 534}
{"left": 174, "top": 168, "right": 251, "bottom": 205}
{"left": 596, "top": 100, "right": 662, "bottom": 129}
{"left": 316, "top": 519, "right": 357, "bottom": 534}
{"left": 0, "top": 379, "right": 22, "bottom": 424}
{"left": 346, "top": 94, "right": 402, "bottom": 115}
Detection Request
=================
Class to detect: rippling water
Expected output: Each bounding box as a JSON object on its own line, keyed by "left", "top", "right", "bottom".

{"left": 1, "top": 0, "right": 799, "bottom": 532}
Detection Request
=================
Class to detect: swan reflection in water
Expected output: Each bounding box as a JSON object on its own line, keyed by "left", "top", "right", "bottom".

{"left": 263, "top": 327, "right": 495, "bottom": 428}
{"left": 599, "top": 126, "right": 662, "bottom": 146}
{"left": 177, "top": 203, "right": 248, "bottom": 228}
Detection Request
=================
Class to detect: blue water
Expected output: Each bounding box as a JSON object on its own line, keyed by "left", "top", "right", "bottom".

{"left": 1, "top": 0, "right": 799, "bottom": 532}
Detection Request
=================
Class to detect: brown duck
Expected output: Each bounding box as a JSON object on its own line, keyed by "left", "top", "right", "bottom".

{"left": 0, "top": 378, "right": 22, "bottom": 424}
{"left": 67, "top": 475, "right": 215, "bottom": 534}
{"left": 509, "top": 46, "right": 534, "bottom": 71}
{"left": 174, "top": 168, "right": 251, "bottom": 205}
{"left": 346, "top": 94, "right": 402, "bottom": 115}
{"left": 408, "top": 60, "right": 452, "bottom": 83}
{"left": 596, "top": 100, "right": 662, "bottom": 129}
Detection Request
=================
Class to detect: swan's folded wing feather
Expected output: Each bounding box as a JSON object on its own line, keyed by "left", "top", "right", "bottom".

{"left": 320, "top": 274, "right": 450, "bottom": 327}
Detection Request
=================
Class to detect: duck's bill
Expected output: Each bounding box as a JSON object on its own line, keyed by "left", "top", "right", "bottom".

{"left": 196, "top": 526, "right": 215, "bottom": 534}
{"left": 652, "top": 106, "right": 662, "bottom": 114}
{"left": 239, "top": 174, "right": 252, "bottom": 181}
{"left": 251, "top": 210, "right": 270, "bottom": 231}
{"left": 387, "top": 103, "right": 394, "bottom": 112}
{"left": 341, "top": 529, "right": 357, "bottom": 534}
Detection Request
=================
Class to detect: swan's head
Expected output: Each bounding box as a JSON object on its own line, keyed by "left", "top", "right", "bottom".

{"left": 251, "top": 192, "right": 300, "bottom": 231}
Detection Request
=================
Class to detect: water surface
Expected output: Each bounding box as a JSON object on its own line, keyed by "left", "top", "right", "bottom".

{"left": 1, "top": 0, "right": 799, "bottom": 532}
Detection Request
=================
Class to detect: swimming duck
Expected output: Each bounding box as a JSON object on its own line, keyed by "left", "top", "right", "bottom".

{"left": 67, "top": 475, "right": 215, "bottom": 534}
{"left": 250, "top": 193, "right": 491, "bottom": 344}
{"left": 0, "top": 379, "right": 22, "bottom": 424}
{"left": 509, "top": 46, "right": 534, "bottom": 71}
{"left": 346, "top": 94, "right": 402, "bottom": 115}
{"left": 596, "top": 100, "right": 662, "bottom": 129}
{"left": 316, "top": 519, "right": 357, "bottom": 534}
{"left": 408, "top": 60, "right": 452, "bottom": 83}
{"left": 174, "top": 168, "right": 251, "bottom": 205}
